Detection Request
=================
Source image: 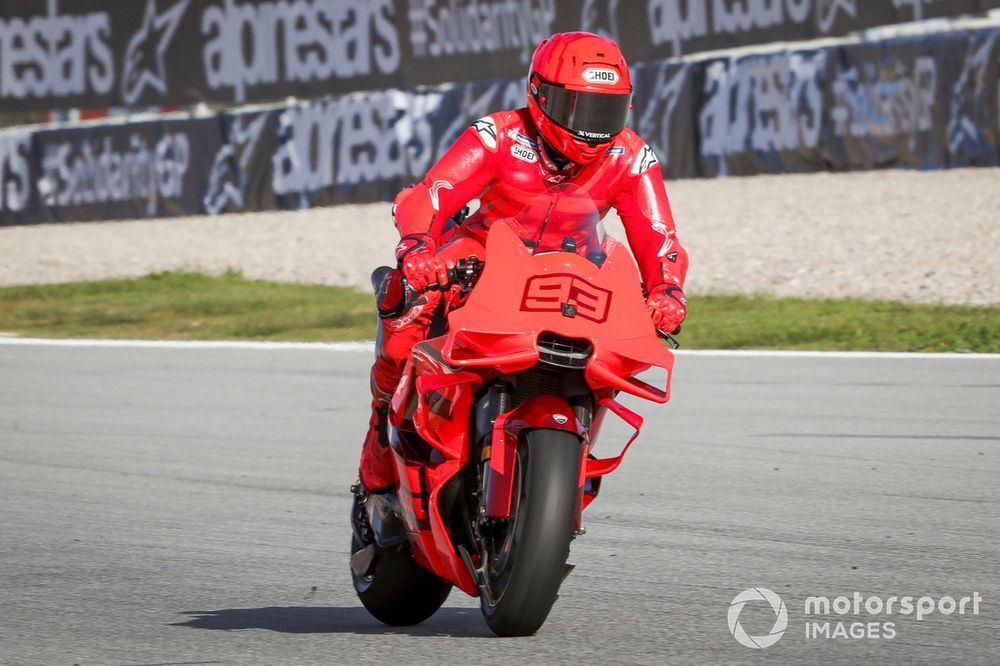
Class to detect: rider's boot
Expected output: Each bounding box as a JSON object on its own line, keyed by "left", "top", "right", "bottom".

{"left": 354, "top": 368, "right": 406, "bottom": 550}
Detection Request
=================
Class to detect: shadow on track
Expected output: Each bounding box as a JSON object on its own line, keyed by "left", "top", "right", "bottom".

{"left": 173, "top": 606, "right": 492, "bottom": 637}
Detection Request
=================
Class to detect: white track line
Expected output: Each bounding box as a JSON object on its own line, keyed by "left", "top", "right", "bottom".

{"left": 676, "top": 349, "right": 1000, "bottom": 360}
{"left": 0, "top": 337, "right": 372, "bottom": 352}
{"left": 0, "top": 337, "right": 998, "bottom": 359}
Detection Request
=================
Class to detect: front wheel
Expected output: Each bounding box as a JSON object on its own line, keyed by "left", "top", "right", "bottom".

{"left": 480, "top": 429, "right": 582, "bottom": 636}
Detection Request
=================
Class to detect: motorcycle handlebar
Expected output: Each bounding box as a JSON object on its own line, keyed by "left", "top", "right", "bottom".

{"left": 401, "top": 257, "right": 484, "bottom": 305}
{"left": 446, "top": 257, "right": 484, "bottom": 289}
{"left": 407, "top": 256, "right": 483, "bottom": 294}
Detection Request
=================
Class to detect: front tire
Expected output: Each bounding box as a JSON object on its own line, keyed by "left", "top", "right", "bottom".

{"left": 350, "top": 500, "right": 452, "bottom": 626}
{"left": 480, "top": 429, "right": 582, "bottom": 636}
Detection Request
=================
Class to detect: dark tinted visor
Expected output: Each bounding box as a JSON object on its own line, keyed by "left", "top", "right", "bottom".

{"left": 535, "top": 80, "right": 631, "bottom": 144}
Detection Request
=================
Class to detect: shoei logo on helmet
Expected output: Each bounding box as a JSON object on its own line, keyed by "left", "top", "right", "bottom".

{"left": 582, "top": 68, "right": 619, "bottom": 84}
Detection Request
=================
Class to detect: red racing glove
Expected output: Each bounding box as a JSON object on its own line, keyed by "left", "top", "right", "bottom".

{"left": 646, "top": 284, "right": 687, "bottom": 333}
{"left": 395, "top": 234, "right": 453, "bottom": 292}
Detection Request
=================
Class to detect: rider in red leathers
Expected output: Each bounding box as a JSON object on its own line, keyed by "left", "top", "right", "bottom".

{"left": 357, "top": 32, "right": 689, "bottom": 499}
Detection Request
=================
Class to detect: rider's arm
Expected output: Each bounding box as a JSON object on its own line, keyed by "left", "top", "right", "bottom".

{"left": 394, "top": 121, "right": 501, "bottom": 243}
{"left": 611, "top": 157, "right": 689, "bottom": 291}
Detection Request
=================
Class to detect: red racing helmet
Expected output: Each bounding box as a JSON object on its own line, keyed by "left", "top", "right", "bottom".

{"left": 527, "top": 32, "right": 633, "bottom": 165}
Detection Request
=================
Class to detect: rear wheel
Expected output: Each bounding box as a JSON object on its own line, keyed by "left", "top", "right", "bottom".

{"left": 480, "top": 429, "right": 582, "bottom": 636}
{"left": 350, "top": 498, "right": 452, "bottom": 626}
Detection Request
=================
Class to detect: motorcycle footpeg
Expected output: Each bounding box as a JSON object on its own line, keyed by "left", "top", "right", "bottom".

{"left": 366, "top": 492, "right": 407, "bottom": 548}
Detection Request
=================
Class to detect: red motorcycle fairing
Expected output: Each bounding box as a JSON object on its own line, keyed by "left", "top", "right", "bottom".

{"left": 388, "top": 339, "right": 482, "bottom": 595}
{"left": 442, "top": 219, "right": 674, "bottom": 402}
{"left": 386, "top": 218, "right": 675, "bottom": 596}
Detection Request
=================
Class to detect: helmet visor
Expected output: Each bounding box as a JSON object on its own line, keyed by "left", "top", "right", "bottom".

{"left": 534, "top": 79, "right": 632, "bottom": 144}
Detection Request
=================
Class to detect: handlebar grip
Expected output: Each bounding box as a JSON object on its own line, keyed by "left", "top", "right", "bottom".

{"left": 407, "top": 257, "right": 483, "bottom": 296}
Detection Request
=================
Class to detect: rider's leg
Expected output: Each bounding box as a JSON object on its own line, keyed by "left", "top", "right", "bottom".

{"left": 358, "top": 289, "right": 442, "bottom": 491}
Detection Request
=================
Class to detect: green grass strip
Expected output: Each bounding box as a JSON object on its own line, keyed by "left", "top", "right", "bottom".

{"left": 0, "top": 271, "right": 997, "bottom": 352}
{"left": 0, "top": 271, "right": 373, "bottom": 342}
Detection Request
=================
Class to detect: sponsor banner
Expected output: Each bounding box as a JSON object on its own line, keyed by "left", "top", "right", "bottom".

{"left": 1, "top": 27, "right": 998, "bottom": 225}
{"left": 1, "top": 0, "right": 998, "bottom": 112}
{"left": 620, "top": 0, "right": 1000, "bottom": 59}
{"left": 631, "top": 60, "right": 701, "bottom": 180}
{"left": 203, "top": 109, "right": 280, "bottom": 215}
{"left": 1, "top": 116, "right": 223, "bottom": 224}
{"left": 684, "top": 28, "right": 1000, "bottom": 177}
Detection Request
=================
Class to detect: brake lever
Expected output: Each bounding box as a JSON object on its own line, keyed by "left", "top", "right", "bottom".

{"left": 656, "top": 327, "right": 681, "bottom": 350}
{"left": 448, "top": 256, "right": 483, "bottom": 293}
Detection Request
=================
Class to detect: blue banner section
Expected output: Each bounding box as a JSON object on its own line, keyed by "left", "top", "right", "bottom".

{"left": 1, "top": 27, "right": 998, "bottom": 225}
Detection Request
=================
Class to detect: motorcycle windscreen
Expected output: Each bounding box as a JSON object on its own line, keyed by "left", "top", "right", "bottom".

{"left": 509, "top": 184, "right": 603, "bottom": 257}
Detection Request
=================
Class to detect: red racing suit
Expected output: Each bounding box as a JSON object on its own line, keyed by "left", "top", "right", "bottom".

{"left": 359, "top": 107, "right": 689, "bottom": 490}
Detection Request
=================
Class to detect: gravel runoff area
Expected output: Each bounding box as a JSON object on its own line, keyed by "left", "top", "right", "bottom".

{"left": 2, "top": 168, "right": 998, "bottom": 305}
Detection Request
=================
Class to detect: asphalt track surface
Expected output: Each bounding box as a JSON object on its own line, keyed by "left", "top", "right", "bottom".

{"left": 1, "top": 343, "right": 998, "bottom": 665}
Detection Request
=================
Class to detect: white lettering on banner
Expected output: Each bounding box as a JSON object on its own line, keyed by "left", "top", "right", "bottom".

{"left": 203, "top": 113, "right": 268, "bottom": 215}
{"left": 647, "top": 0, "right": 856, "bottom": 56}
{"left": 0, "top": 0, "right": 114, "bottom": 100}
{"left": 272, "top": 91, "right": 440, "bottom": 198}
{"left": 407, "top": 0, "right": 556, "bottom": 64}
{"left": 891, "top": 0, "right": 935, "bottom": 22}
{"left": 830, "top": 56, "right": 936, "bottom": 149}
{"left": 816, "top": 0, "right": 856, "bottom": 33}
{"left": 0, "top": 130, "right": 32, "bottom": 214}
{"left": 435, "top": 80, "right": 521, "bottom": 157}
{"left": 648, "top": 0, "right": 708, "bottom": 57}
{"left": 201, "top": 0, "right": 400, "bottom": 103}
{"left": 946, "top": 34, "right": 999, "bottom": 158}
{"left": 121, "top": 0, "right": 191, "bottom": 105}
{"left": 37, "top": 133, "right": 189, "bottom": 216}
{"left": 635, "top": 62, "right": 690, "bottom": 166}
{"left": 581, "top": 0, "right": 621, "bottom": 43}
{"left": 699, "top": 51, "right": 824, "bottom": 173}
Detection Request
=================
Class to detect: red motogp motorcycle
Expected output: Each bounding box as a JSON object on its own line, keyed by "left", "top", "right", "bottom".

{"left": 350, "top": 196, "right": 677, "bottom": 636}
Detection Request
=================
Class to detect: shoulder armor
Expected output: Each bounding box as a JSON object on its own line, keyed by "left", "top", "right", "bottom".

{"left": 614, "top": 129, "right": 660, "bottom": 175}
{"left": 471, "top": 115, "right": 500, "bottom": 151}
{"left": 630, "top": 141, "right": 660, "bottom": 176}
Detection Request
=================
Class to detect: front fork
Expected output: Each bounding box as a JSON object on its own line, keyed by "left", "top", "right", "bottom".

{"left": 482, "top": 394, "right": 588, "bottom": 521}
{"left": 481, "top": 392, "right": 645, "bottom": 528}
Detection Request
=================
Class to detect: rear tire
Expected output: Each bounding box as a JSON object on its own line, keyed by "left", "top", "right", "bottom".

{"left": 480, "top": 429, "right": 582, "bottom": 636}
{"left": 350, "top": 504, "right": 451, "bottom": 626}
